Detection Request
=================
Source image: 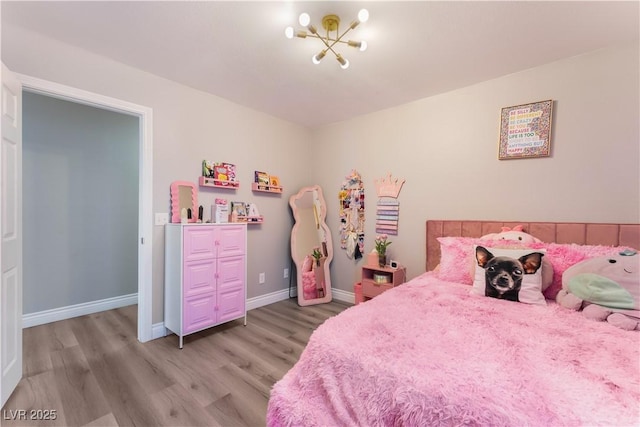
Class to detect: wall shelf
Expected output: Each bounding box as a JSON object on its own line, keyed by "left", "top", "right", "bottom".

{"left": 199, "top": 176, "right": 240, "bottom": 189}
{"left": 251, "top": 182, "right": 282, "bottom": 194}
{"left": 233, "top": 215, "right": 264, "bottom": 224}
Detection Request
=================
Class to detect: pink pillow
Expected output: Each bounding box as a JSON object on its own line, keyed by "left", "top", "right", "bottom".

{"left": 436, "top": 236, "right": 629, "bottom": 299}
{"left": 437, "top": 237, "right": 552, "bottom": 291}
{"left": 436, "top": 237, "right": 484, "bottom": 284}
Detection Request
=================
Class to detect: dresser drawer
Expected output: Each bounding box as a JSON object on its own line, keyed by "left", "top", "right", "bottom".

{"left": 184, "top": 226, "right": 216, "bottom": 261}
{"left": 183, "top": 259, "right": 215, "bottom": 296}
{"left": 362, "top": 281, "right": 393, "bottom": 298}
{"left": 183, "top": 292, "right": 216, "bottom": 334}
{"left": 217, "top": 225, "right": 246, "bottom": 258}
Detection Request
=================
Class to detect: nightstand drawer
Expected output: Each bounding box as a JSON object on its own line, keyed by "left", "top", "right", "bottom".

{"left": 362, "top": 281, "right": 393, "bottom": 298}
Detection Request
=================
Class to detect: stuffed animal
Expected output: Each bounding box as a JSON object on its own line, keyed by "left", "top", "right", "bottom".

{"left": 481, "top": 225, "right": 542, "bottom": 244}
{"left": 556, "top": 249, "right": 640, "bottom": 330}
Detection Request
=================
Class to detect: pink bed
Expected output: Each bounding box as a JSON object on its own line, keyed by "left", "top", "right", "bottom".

{"left": 267, "top": 221, "right": 640, "bottom": 426}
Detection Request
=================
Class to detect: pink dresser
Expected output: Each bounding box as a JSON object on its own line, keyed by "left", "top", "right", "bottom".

{"left": 164, "top": 223, "right": 247, "bottom": 348}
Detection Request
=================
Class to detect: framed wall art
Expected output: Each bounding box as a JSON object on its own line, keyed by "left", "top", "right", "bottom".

{"left": 498, "top": 99, "right": 553, "bottom": 160}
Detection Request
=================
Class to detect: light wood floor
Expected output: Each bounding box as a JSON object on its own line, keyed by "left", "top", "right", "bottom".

{"left": 1, "top": 298, "right": 351, "bottom": 427}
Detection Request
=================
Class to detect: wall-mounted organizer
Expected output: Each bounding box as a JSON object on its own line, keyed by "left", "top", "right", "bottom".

{"left": 252, "top": 170, "right": 283, "bottom": 193}
{"left": 200, "top": 161, "right": 240, "bottom": 189}
{"left": 339, "top": 169, "right": 365, "bottom": 260}
{"left": 374, "top": 173, "right": 405, "bottom": 235}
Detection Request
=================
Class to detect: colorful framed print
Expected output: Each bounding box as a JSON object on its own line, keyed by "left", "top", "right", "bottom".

{"left": 498, "top": 100, "right": 553, "bottom": 160}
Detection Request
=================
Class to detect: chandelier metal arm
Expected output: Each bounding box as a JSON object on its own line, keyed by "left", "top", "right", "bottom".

{"left": 286, "top": 9, "right": 368, "bottom": 69}
{"left": 306, "top": 34, "right": 358, "bottom": 46}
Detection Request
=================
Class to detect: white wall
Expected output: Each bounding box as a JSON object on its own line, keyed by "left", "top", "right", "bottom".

{"left": 3, "top": 24, "right": 638, "bottom": 315}
{"left": 22, "top": 92, "right": 139, "bottom": 314}
{"left": 311, "top": 42, "right": 639, "bottom": 290}
{"left": 3, "top": 24, "right": 312, "bottom": 323}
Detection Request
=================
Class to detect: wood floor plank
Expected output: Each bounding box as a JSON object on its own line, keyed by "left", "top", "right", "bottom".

{"left": 1, "top": 371, "right": 68, "bottom": 427}
{"left": 22, "top": 319, "right": 78, "bottom": 378}
{"left": 144, "top": 337, "right": 232, "bottom": 408}
{"left": 2, "top": 298, "right": 351, "bottom": 427}
{"left": 22, "top": 326, "right": 53, "bottom": 378}
{"left": 70, "top": 315, "right": 164, "bottom": 426}
{"left": 149, "top": 383, "right": 222, "bottom": 427}
{"left": 218, "top": 321, "right": 305, "bottom": 373}
{"left": 203, "top": 364, "right": 268, "bottom": 427}
{"left": 81, "top": 412, "right": 118, "bottom": 427}
{"left": 49, "top": 346, "right": 111, "bottom": 426}
{"left": 109, "top": 340, "right": 175, "bottom": 395}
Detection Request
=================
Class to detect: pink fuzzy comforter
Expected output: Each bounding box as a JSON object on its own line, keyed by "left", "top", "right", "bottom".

{"left": 267, "top": 273, "right": 640, "bottom": 426}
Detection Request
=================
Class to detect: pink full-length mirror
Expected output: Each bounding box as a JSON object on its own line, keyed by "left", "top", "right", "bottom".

{"left": 290, "top": 185, "right": 333, "bottom": 306}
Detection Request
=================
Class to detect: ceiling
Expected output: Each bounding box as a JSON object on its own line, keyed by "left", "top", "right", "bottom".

{"left": 2, "top": 1, "right": 638, "bottom": 128}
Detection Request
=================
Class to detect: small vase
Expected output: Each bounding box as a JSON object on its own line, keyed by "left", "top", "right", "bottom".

{"left": 378, "top": 254, "right": 387, "bottom": 267}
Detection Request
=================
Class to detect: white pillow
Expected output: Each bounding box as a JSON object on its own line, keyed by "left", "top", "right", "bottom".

{"left": 471, "top": 246, "right": 547, "bottom": 305}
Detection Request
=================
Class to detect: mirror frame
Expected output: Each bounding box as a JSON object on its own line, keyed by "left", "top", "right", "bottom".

{"left": 289, "top": 185, "right": 333, "bottom": 306}
{"left": 170, "top": 181, "right": 198, "bottom": 223}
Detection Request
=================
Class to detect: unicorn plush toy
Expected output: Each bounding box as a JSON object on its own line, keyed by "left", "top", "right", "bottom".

{"left": 557, "top": 249, "right": 640, "bottom": 330}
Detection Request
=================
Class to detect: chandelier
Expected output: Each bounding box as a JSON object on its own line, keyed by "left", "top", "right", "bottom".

{"left": 285, "top": 9, "right": 369, "bottom": 69}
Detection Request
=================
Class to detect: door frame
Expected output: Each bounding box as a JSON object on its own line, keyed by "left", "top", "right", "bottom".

{"left": 18, "top": 74, "right": 154, "bottom": 342}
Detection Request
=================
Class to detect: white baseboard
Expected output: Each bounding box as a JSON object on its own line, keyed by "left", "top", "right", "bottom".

{"left": 23, "top": 293, "right": 138, "bottom": 328}
{"left": 331, "top": 288, "right": 355, "bottom": 304}
{"left": 246, "top": 287, "right": 355, "bottom": 308}
{"left": 26, "top": 288, "right": 354, "bottom": 338}
{"left": 151, "top": 288, "right": 353, "bottom": 341}
{"left": 152, "top": 289, "right": 294, "bottom": 340}
{"left": 246, "top": 288, "right": 292, "bottom": 311}
{"left": 152, "top": 322, "right": 168, "bottom": 340}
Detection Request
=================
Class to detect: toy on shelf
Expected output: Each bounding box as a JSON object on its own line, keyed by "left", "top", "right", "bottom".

{"left": 252, "top": 170, "right": 282, "bottom": 193}
{"left": 200, "top": 160, "right": 239, "bottom": 189}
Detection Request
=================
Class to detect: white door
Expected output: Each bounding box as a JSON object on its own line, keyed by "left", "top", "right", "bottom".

{"left": 0, "top": 63, "right": 22, "bottom": 408}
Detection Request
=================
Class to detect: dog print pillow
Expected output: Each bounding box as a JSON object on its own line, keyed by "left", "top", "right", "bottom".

{"left": 471, "top": 246, "right": 547, "bottom": 305}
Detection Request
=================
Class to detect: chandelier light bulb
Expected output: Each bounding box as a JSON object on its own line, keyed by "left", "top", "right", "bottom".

{"left": 284, "top": 26, "right": 294, "bottom": 39}
{"left": 299, "top": 12, "right": 310, "bottom": 27}
{"left": 312, "top": 50, "right": 326, "bottom": 64}
{"left": 336, "top": 54, "right": 349, "bottom": 69}
{"left": 358, "top": 9, "right": 369, "bottom": 23}
{"left": 348, "top": 40, "right": 367, "bottom": 52}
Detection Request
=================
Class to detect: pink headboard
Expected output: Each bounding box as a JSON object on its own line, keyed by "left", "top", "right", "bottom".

{"left": 426, "top": 220, "right": 640, "bottom": 271}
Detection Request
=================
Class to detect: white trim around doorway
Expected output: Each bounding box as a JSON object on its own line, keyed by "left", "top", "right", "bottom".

{"left": 17, "top": 74, "right": 154, "bottom": 342}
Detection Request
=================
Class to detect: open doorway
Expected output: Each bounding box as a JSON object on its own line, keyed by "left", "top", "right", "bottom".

{"left": 23, "top": 91, "right": 139, "bottom": 322}
{"left": 18, "top": 74, "right": 153, "bottom": 342}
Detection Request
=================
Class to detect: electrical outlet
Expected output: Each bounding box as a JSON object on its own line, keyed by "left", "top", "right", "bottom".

{"left": 155, "top": 213, "right": 169, "bottom": 226}
{"left": 284, "top": 268, "right": 289, "bottom": 279}
{"left": 259, "top": 273, "right": 265, "bottom": 284}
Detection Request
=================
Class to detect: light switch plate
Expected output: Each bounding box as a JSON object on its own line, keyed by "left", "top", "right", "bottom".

{"left": 155, "top": 213, "right": 169, "bottom": 226}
